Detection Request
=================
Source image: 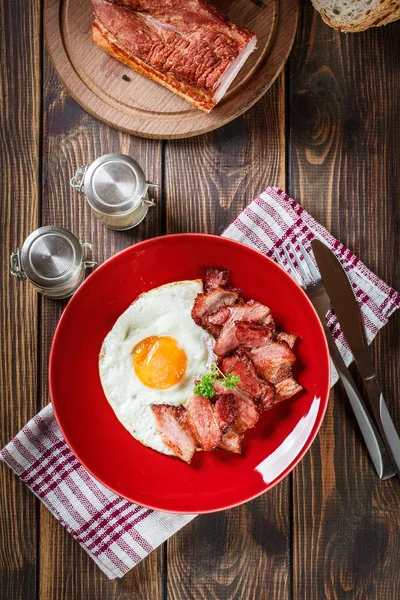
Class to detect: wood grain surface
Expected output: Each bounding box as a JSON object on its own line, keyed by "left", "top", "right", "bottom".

{"left": 289, "top": 5, "right": 400, "bottom": 599}
{"left": 43, "top": 0, "right": 298, "bottom": 138}
{"left": 0, "top": 0, "right": 41, "bottom": 598}
{"left": 1, "top": 1, "right": 400, "bottom": 599}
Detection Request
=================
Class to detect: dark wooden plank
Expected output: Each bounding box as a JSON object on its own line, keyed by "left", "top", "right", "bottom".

{"left": 165, "top": 78, "right": 290, "bottom": 599}
{"left": 289, "top": 6, "right": 400, "bottom": 599}
{"left": 0, "top": 1, "right": 41, "bottom": 599}
{"left": 38, "top": 55, "right": 164, "bottom": 599}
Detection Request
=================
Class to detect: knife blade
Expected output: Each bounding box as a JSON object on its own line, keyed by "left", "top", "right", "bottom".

{"left": 312, "top": 238, "right": 400, "bottom": 478}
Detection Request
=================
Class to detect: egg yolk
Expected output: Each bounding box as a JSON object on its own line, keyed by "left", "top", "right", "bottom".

{"left": 133, "top": 336, "right": 188, "bottom": 389}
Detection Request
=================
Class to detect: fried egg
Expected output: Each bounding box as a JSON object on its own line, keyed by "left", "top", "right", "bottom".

{"left": 99, "top": 280, "right": 215, "bottom": 455}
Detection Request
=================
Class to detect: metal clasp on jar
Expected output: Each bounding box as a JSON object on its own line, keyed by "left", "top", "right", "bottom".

{"left": 144, "top": 182, "right": 159, "bottom": 207}
{"left": 70, "top": 165, "right": 88, "bottom": 194}
{"left": 10, "top": 249, "right": 27, "bottom": 280}
{"left": 82, "top": 242, "right": 97, "bottom": 269}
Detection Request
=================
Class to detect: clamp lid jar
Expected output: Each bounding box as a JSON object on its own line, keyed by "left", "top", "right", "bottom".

{"left": 10, "top": 226, "right": 96, "bottom": 299}
{"left": 70, "top": 153, "right": 158, "bottom": 231}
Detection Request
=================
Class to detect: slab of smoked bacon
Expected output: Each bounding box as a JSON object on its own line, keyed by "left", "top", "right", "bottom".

{"left": 91, "top": 0, "right": 257, "bottom": 112}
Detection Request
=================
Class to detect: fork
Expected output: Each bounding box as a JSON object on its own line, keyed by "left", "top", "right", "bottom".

{"left": 274, "top": 239, "right": 395, "bottom": 480}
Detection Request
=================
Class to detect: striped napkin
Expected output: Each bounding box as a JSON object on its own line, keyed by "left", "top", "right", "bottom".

{"left": 1, "top": 187, "right": 399, "bottom": 579}
{"left": 223, "top": 188, "right": 400, "bottom": 385}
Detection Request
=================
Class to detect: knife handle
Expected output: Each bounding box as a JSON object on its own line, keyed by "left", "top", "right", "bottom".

{"left": 322, "top": 323, "right": 395, "bottom": 480}
{"left": 362, "top": 377, "right": 400, "bottom": 479}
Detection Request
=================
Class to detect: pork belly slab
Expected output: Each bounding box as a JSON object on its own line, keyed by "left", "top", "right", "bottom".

{"left": 91, "top": 0, "right": 257, "bottom": 113}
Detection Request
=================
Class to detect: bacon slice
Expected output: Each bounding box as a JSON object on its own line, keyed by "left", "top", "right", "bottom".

{"left": 151, "top": 404, "right": 196, "bottom": 463}
{"left": 219, "top": 427, "right": 243, "bottom": 454}
{"left": 213, "top": 394, "right": 237, "bottom": 431}
{"left": 235, "top": 321, "right": 275, "bottom": 348}
{"left": 214, "top": 301, "right": 272, "bottom": 355}
{"left": 232, "top": 394, "right": 259, "bottom": 433}
{"left": 208, "top": 306, "right": 231, "bottom": 326}
{"left": 218, "top": 351, "right": 275, "bottom": 410}
{"left": 259, "top": 384, "right": 275, "bottom": 410}
{"left": 186, "top": 395, "right": 222, "bottom": 451}
{"left": 276, "top": 332, "right": 298, "bottom": 350}
{"left": 205, "top": 268, "right": 230, "bottom": 291}
{"left": 219, "top": 353, "right": 240, "bottom": 373}
{"left": 275, "top": 378, "right": 303, "bottom": 403}
{"left": 249, "top": 340, "right": 296, "bottom": 384}
{"left": 92, "top": 0, "right": 257, "bottom": 113}
{"left": 191, "top": 288, "right": 240, "bottom": 328}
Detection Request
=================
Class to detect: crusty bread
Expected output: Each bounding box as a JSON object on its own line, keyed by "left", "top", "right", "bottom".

{"left": 379, "top": 4, "right": 400, "bottom": 25}
{"left": 311, "top": 0, "right": 400, "bottom": 32}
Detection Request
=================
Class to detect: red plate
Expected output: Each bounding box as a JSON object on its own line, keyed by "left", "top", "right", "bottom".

{"left": 50, "top": 234, "right": 330, "bottom": 513}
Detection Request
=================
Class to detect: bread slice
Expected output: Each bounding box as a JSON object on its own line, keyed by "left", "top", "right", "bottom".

{"left": 379, "top": 4, "right": 400, "bottom": 25}
{"left": 311, "top": 0, "right": 400, "bottom": 32}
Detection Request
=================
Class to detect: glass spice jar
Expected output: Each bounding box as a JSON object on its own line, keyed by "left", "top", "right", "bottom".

{"left": 70, "top": 153, "right": 158, "bottom": 231}
{"left": 10, "top": 226, "right": 96, "bottom": 299}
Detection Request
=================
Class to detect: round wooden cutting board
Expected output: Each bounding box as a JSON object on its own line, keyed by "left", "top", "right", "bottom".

{"left": 44, "top": 0, "right": 298, "bottom": 139}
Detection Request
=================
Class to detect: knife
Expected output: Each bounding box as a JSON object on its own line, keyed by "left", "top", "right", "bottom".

{"left": 307, "top": 282, "right": 395, "bottom": 479}
{"left": 312, "top": 239, "right": 400, "bottom": 478}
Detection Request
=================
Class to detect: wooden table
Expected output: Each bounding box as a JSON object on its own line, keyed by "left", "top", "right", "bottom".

{"left": 1, "top": 2, "right": 400, "bottom": 598}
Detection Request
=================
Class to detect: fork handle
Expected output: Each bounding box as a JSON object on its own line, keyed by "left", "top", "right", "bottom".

{"left": 322, "top": 322, "right": 395, "bottom": 480}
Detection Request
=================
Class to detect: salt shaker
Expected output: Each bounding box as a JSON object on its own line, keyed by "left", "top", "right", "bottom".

{"left": 70, "top": 153, "right": 158, "bottom": 231}
{"left": 10, "top": 226, "right": 96, "bottom": 299}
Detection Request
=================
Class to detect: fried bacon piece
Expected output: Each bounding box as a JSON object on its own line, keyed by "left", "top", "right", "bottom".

{"left": 219, "top": 353, "right": 240, "bottom": 372}
{"left": 249, "top": 340, "right": 296, "bottom": 384}
{"left": 214, "top": 382, "right": 259, "bottom": 433}
{"left": 213, "top": 394, "right": 237, "bottom": 431}
{"left": 275, "top": 378, "right": 303, "bottom": 403}
{"left": 275, "top": 332, "right": 298, "bottom": 350}
{"left": 208, "top": 306, "right": 231, "bottom": 326}
{"left": 213, "top": 301, "right": 273, "bottom": 355}
{"left": 151, "top": 404, "right": 197, "bottom": 463}
{"left": 191, "top": 288, "right": 239, "bottom": 331}
{"left": 219, "top": 427, "right": 243, "bottom": 454}
{"left": 232, "top": 394, "right": 260, "bottom": 433}
{"left": 235, "top": 321, "right": 275, "bottom": 348}
{"left": 219, "top": 350, "right": 275, "bottom": 409}
{"left": 186, "top": 395, "right": 222, "bottom": 451}
{"left": 205, "top": 268, "right": 230, "bottom": 291}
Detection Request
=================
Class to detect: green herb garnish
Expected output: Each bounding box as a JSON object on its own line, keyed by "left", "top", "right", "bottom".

{"left": 194, "top": 363, "right": 240, "bottom": 399}
{"left": 220, "top": 372, "right": 240, "bottom": 389}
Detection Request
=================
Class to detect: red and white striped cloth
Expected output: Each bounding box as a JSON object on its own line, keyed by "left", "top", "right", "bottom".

{"left": 223, "top": 188, "right": 400, "bottom": 384}
{"left": 1, "top": 187, "right": 399, "bottom": 579}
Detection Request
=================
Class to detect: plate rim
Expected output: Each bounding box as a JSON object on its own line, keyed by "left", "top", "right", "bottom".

{"left": 49, "top": 233, "right": 331, "bottom": 513}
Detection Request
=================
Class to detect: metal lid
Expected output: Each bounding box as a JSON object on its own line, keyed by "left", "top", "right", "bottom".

{"left": 83, "top": 153, "right": 147, "bottom": 215}
{"left": 20, "top": 226, "right": 83, "bottom": 288}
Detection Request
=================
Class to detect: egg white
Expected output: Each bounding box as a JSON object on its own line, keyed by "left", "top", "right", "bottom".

{"left": 99, "top": 280, "right": 215, "bottom": 455}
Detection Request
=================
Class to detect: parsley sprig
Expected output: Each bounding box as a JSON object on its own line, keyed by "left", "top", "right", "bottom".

{"left": 194, "top": 363, "right": 240, "bottom": 399}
